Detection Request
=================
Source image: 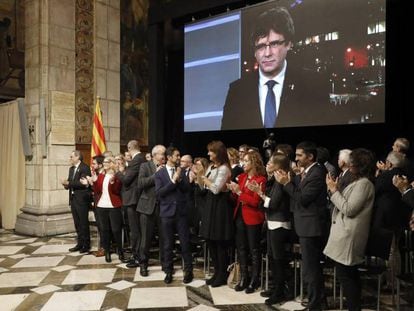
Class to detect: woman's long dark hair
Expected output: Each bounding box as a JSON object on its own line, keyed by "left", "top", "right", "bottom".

{"left": 349, "top": 148, "right": 376, "bottom": 182}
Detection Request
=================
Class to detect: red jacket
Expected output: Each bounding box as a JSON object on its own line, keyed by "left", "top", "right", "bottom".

{"left": 233, "top": 173, "right": 266, "bottom": 225}
{"left": 93, "top": 173, "right": 123, "bottom": 208}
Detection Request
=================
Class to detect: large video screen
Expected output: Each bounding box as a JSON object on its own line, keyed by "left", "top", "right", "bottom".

{"left": 184, "top": 0, "right": 385, "bottom": 132}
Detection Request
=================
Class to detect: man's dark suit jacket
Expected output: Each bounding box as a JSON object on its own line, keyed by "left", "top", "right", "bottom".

{"left": 373, "top": 168, "right": 406, "bottom": 231}
{"left": 66, "top": 162, "right": 91, "bottom": 205}
{"left": 117, "top": 153, "right": 145, "bottom": 206}
{"left": 137, "top": 161, "right": 158, "bottom": 215}
{"left": 155, "top": 167, "right": 191, "bottom": 218}
{"left": 283, "top": 163, "right": 328, "bottom": 237}
{"left": 221, "top": 64, "right": 335, "bottom": 130}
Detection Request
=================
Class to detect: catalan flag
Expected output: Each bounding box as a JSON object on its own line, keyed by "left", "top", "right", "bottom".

{"left": 91, "top": 97, "right": 106, "bottom": 163}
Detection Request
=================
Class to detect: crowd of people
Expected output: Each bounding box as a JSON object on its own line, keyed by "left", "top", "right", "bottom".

{"left": 60, "top": 137, "right": 414, "bottom": 310}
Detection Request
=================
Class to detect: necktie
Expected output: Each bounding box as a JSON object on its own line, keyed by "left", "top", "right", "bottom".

{"left": 300, "top": 171, "right": 307, "bottom": 182}
{"left": 264, "top": 80, "right": 277, "bottom": 128}
{"left": 72, "top": 167, "right": 77, "bottom": 181}
{"left": 170, "top": 167, "right": 175, "bottom": 179}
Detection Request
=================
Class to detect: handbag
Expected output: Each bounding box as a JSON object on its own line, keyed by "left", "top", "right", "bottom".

{"left": 226, "top": 262, "right": 241, "bottom": 288}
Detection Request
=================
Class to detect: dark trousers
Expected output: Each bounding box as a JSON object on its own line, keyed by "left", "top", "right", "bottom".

{"left": 235, "top": 210, "right": 262, "bottom": 267}
{"left": 126, "top": 205, "right": 141, "bottom": 258}
{"left": 92, "top": 208, "right": 103, "bottom": 248}
{"left": 299, "top": 236, "right": 324, "bottom": 310}
{"left": 138, "top": 207, "right": 159, "bottom": 264}
{"left": 121, "top": 205, "right": 130, "bottom": 248}
{"left": 335, "top": 261, "right": 361, "bottom": 311}
{"left": 96, "top": 207, "right": 123, "bottom": 252}
{"left": 160, "top": 214, "right": 192, "bottom": 273}
{"left": 268, "top": 227, "right": 291, "bottom": 297}
{"left": 70, "top": 198, "right": 90, "bottom": 248}
{"left": 208, "top": 239, "right": 230, "bottom": 276}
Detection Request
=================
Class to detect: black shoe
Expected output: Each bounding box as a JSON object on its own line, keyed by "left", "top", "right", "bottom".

{"left": 265, "top": 295, "right": 286, "bottom": 305}
{"left": 260, "top": 290, "right": 273, "bottom": 298}
{"left": 105, "top": 251, "right": 112, "bottom": 263}
{"left": 118, "top": 252, "right": 127, "bottom": 263}
{"left": 164, "top": 272, "right": 173, "bottom": 284}
{"left": 126, "top": 256, "right": 139, "bottom": 265}
{"left": 69, "top": 245, "right": 81, "bottom": 252}
{"left": 140, "top": 264, "right": 149, "bottom": 277}
{"left": 79, "top": 247, "right": 90, "bottom": 254}
{"left": 205, "top": 273, "right": 217, "bottom": 285}
{"left": 183, "top": 271, "right": 194, "bottom": 284}
{"left": 211, "top": 273, "right": 228, "bottom": 287}
{"left": 245, "top": 277, "right": 260, "bottom": 294}
{"left": 126, "top": 259, "right": 140, "bottom": 268}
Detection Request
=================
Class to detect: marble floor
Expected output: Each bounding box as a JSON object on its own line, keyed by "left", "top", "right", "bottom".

{"left": 0, "top": 228, "right": 412, "bottom": 311}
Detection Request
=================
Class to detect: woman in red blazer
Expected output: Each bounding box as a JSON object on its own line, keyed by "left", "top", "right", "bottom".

{"left": 229, "top": 150, "right": 266, "bottom": 293}
{"left": 92, "top": 156, "right": 124, "bottom": 262}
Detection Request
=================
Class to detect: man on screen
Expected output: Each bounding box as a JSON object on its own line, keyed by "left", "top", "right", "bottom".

{"left": 221, "top": 6, "right": 334, "bottom": 130}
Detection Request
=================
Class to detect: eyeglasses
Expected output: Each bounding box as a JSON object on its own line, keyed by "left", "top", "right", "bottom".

{"left": 255, "top": 40, "right": 286, "bottom": 52}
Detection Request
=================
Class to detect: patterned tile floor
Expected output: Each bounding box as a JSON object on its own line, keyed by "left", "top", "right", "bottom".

{"left": 0, "top": 228, "right": 412, "bottom": 310}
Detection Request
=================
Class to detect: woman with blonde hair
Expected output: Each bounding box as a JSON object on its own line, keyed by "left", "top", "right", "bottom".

{"left": 91, "top": 156, "right": 125, "bottom": 262}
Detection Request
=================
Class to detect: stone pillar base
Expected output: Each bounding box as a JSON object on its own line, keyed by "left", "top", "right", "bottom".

{"left": 14, "top": 205, "right": 75, "bottom": 237}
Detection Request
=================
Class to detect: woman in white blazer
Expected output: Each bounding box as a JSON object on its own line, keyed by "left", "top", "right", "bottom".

{"left": 324, "top": 148, "right": 376, "bottom": 311}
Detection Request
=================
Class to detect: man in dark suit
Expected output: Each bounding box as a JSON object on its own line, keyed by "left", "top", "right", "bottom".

{"left": 276, "top": 141, "right": 327, "bottom": 311}
{"left": 61, "top": 150, "right": 92, "bottom": 253}
{"left": 117, "top": 140, "right": 146, "bottom": 266}
{"left": 221, "top": 7, "right": 333, "bottom": 130}
{"left": 136, "top": 145, "right": 166, "bottom": 276}
{"left": 155, "top": 146, "right": 193, "bottom": 284}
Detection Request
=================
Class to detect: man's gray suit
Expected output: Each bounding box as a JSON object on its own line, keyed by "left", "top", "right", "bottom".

{"left": 137, "top": 161, "right": 159, "bottom": 264}
{"left": 117, "top": 153, "right": 145, "bottom": 259}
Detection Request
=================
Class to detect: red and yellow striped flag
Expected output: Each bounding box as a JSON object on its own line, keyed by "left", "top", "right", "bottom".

{"left": 91, "top": 97, "right": 106, "bottom": 163}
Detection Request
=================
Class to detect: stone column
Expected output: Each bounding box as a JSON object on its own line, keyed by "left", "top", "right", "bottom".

{"left": 95, "top": 0, "right": 120, "bottom": 154}
{"left": 15, "top": 0, "right": 78, "bottom": 236}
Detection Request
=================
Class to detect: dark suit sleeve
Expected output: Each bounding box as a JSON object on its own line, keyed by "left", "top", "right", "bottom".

{"left": 68, "top": 164, "right": 91, "bottom": 190}
{"left": 402, "top": 189, "right": 414, "bottom": 210}
{"left": 177, "top": 171, "right": 191, "bottom": 193}
{"left": 268, "top": 182, "right": 286, "bottom": 211}
{"left": 118, "top": 156, "right": 143, "bottom": 187}
{"left": 221, "top": 83, "right": 236, "bottom": 130}
{"left": 137, "top": 163, "right": 155, "bottom": 191}
{"left": 155, "top": 171, "right": 177, "bottom": 198}
{"left": 284, "top": 168, "right": 326, "bottom": 208}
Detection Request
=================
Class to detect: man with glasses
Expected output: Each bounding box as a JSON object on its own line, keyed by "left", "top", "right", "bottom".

{"left": 221, "top": 6, "right": 332, "bottom": 130}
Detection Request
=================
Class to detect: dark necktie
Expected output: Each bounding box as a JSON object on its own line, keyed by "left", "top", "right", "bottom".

{"left": 72, "top": 167, "right": 77, "bottom": 181}
{"left": 264, "top": 80, "right": 277, "bottom": 128}
{"left": 170, "top": 167, "right": 175, "bottom": 179}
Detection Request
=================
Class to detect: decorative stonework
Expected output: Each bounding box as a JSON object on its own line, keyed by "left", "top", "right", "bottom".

{"left": 75, "top": 0, "right": 94, "bottom": 144}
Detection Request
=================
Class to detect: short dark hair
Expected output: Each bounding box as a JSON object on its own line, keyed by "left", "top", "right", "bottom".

{"left": 296, "top": 141, "right": 317, "bottom": 162}
{"left": 251, "top": 7, "right": 295, "bottom": 48}
{"left": 93, "top": 155, "right": 105, "bottom": 165}
{"left": 165, "top": 146, "right": 179, "bottom": 158}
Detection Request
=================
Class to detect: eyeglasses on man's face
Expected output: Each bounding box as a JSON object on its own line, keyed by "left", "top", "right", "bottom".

{"left": 255, "top": 39, "right": 286, "bottom": 52}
